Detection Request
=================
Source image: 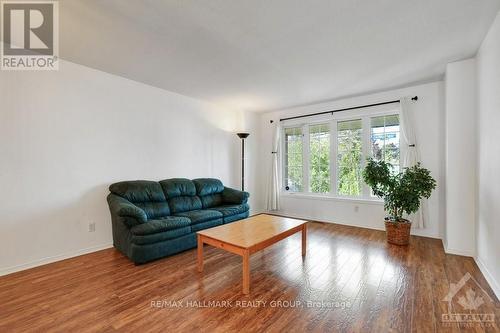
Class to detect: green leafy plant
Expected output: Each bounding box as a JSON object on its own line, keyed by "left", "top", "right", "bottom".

{"left": 362, "top": 158, "right": 436, "bottom": 222}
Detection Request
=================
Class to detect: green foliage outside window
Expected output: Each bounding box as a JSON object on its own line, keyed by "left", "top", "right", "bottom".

{"left": 284, "top": 114, "right": 402, "bottom": 197}
{"left": 310, "top": 124, "right": 330, "bottom": 193}
{"left": 337, "top": 120, "right": 363, "bottom": 196}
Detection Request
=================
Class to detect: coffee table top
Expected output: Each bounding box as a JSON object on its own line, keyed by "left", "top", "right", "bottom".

{"left": 197, "top": 214, "right": 308, "bottom": 249}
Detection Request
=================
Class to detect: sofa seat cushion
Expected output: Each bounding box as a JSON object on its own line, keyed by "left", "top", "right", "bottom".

{"left": 212, "top": 204, "right": 250, "bottom": 217}
{"left": 191, "top": 218, "right": 223, "bottom": 232}
{"left": 130, "top": 216, "right": 191, "bottom": 236}
{"left": 131, "top": 226, "right": 191, "bottom": 245}
{"left": 224, "top": 211, "right": 249, "bottom": 224}
{"left": 175, "top": 209, "right": 223, "bottom": 224}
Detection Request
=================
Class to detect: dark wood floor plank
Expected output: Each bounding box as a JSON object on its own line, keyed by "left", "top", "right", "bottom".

{"left": 0, "top": 221, "right": 498, "bottom": 332}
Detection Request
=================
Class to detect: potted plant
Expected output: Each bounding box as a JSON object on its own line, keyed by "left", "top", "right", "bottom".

{"left": 362, "top": 158, "right": 436, "bottom": 245}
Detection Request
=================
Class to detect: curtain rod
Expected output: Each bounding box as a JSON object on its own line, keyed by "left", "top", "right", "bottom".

{"left": 276, "top": 96, "right": 418, "bottom": 122}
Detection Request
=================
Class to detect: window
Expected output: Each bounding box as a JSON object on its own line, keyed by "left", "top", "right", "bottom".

{"left": 370, "top": 115, "right": 400, "bottom": 174}
{"left": 284, "top": 127, "right": 303, "bottom": 192}
{"left": 337, "top": 119, "right": 363, "bottom": 196}
{"left": 309, "top": 124, "right": 330, "bottom": 193}
{"left": 282, "top": 110, "right": 400, "bottom": 201}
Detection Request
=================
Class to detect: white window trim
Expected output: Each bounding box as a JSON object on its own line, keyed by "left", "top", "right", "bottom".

{"left": 330, "top": 119, "right": 338, "bottom": 196}
{"left": 282, "top": 126, "right": 304, "bottom": 192}
{"left": 281, "top": 105, "right": 400, "bottom": 202}
{"left": 303, "top": 125, "right": 310, "bottom": 192}
{"left": 280, "top": 191, "right": 384, "bottom": 205}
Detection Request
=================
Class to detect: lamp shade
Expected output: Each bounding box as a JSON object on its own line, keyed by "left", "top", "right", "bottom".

{"left": 236, "top": 132, "right": 250, "bottom": 139}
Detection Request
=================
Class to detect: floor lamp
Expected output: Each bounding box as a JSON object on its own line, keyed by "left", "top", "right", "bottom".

{"left": 236, "top": 133, "right": 249, "bottom": 191}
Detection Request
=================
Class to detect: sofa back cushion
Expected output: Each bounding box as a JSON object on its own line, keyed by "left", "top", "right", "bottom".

{"left": 160, "top": 178, "right": 202, "bottom": 213}
{"left": 109, "top": 180, "right": 170, "bottom": 219}
{"left": 193, "top": 178, "right": 224, "bottom": 208}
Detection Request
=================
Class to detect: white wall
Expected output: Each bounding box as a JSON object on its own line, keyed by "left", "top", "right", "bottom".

{"left": 0, "top": 59, "right": 259, "bottom": 275}
{"left": 444, "top": 59, "right": 477, "bottom": 256}
{"left": 257, "top": 82, "right": 446, "bottom": 239}
{"left": 476, "top": 12, "right": 500, "bottom": 298}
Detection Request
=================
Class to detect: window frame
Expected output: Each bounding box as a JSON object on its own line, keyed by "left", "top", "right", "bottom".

{"left": 282, "top": 126, "right": 305, "bottom": 193}
{"left": 280, "top": 105, "right": 401, "bottom": 202}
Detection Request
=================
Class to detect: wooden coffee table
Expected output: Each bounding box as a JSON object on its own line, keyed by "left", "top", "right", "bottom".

{"left": 196, "top": 214, "right": 308, "bottom": 294}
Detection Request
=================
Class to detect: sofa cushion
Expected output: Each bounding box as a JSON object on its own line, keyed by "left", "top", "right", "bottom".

{"left": 133, "top": 202, "right": 170, "bottom": 220}
{"left": 191, "top": 219, "right": 223, "bottom": 232}
{"left": 107, "top": 194, "right": 147, "bottom": 225}
{"left": 160, "top": 178, "right": 197, "bottom": 197}
{"left": 224, "top": 211, "right": 249, "bottom": 224}
{"left": 175, "top": 209, "right": 223, "bottom": 224}
{"left": 110, "top": 180, "right": 166, "bottom": 203}
{"left": 131, "top": 226, "right": 191, "bottom": 245}
{"left": 199, "top": 194, "right": 223, "bottom": 209}
{"left": 211, "top": 204, "right": 250, "bottom": 217}
{"left": 193, "top": 178, "right": 225, "bottom": 209}
{"left": 130, "top": 216, "right": 191, "bottom": 236}
{"left": 160, "top": 179, "right": 202, "bottom": 213}
{"left": 128, "top": 233, "right": 196, "bottom": 264}
{"left": 193, "top": 178, "right": 224, "bottom": 196}
{"left": 222, "top": 187, "right": 250, "bottom": 204}
{"left": 168, "top": 196, "right": 202, "bottom": 214}
{"left": 109, "top": 180, "right": 170, "bottom": 219}
{"left": 130, "top": 216, "right": 192, "bottom": 245}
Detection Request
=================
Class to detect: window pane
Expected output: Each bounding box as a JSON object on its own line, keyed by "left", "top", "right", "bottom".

{"left": 309, "top": 124, "right": 330, "bottom": 193}
{"left": 337, "top": 119, "right": 362, "bottom": 196}
{"left": 284, "top": 127, "right": 303, "bottom": 192}
{"left": 371, "top": 115, "right": 400, "bottom": 173}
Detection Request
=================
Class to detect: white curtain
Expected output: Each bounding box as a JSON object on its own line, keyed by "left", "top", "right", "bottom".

{"left": 400, "top": 97, "right": 426, "bottom": 228}
{"left": 266, "top": 121, "right": 280, "bottom": 211}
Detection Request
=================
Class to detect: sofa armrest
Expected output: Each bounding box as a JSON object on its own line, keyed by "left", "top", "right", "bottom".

{"left": 222, "top": 187, "right": 250, "bottom": 205}
{"left": 107, "top": 194, "right": 147, "bottom": 227}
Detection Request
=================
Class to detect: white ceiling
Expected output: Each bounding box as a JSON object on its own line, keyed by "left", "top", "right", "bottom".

{"left": 60, "top": 0, "right": 500, "bottom": 112}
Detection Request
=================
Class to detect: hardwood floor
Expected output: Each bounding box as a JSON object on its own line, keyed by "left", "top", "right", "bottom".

{"left": 0, "top": 222, "right": 498, "bottom": 332}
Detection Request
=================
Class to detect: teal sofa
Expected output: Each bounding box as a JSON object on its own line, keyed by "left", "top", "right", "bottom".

{"left": 107, "top": 178, "right": 249, "bottom": 264}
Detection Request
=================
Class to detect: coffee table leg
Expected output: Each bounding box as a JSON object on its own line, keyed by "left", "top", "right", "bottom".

{"left": 242, "top": 250, "right": 250, "bottom": 294}
{"left": 197, "top": 234, "right": 204, "bottom": 272}
{"left": 302, "top": 224, "right": 307, "bottom": 257}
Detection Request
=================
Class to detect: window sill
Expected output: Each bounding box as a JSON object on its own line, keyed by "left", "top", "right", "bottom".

{"left": 280, "top": 192, "right": 384, "bottom": 205}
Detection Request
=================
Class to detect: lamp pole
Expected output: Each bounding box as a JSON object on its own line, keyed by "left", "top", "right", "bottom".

{"left": 236, "top": 133, "right": 249, "bottom": 191}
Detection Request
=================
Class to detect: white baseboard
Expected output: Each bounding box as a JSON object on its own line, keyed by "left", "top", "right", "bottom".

{"left": 475, "top": 256, "right": 500, "bottom": 300}
{"left": 410, "top": 229, "right": 440, "bottom": 239}
{"left": 443, "top": 245, "right": 475, "bottom": 257}
{"left": 0, "top": 243, "right": 113, "bottom": 277}
{"left": 266, "top": 210, "right": 441, "bottom": 239}
{"left": 266, "top": 210, "right": 386, "bottom": 231}
{"left": 441, "top": 239, "right": 448, "bottom": 252}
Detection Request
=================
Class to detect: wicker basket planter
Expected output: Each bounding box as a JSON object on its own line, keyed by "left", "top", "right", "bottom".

{"left": 384, "top": 219, "right": 411, "bottom": 245}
